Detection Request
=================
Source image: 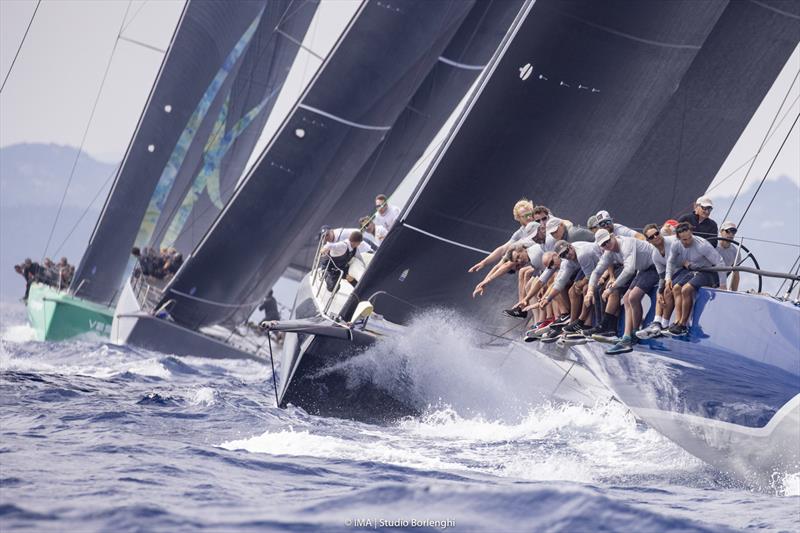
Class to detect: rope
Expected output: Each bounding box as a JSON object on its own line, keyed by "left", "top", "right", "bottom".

{"left": 721, "top": 69, "right": 799, "bottom": 223}
{"left": 42, "top": 0, "right": 134, "bottom": 260}
{"left": 52, "top": 164, "right": 119, "bottom": 257}
{"left": 737, "top": 113, "right": 799, "bottom": 228}
{"left": 0, "top": 0, "right": 41, "bottom": 94}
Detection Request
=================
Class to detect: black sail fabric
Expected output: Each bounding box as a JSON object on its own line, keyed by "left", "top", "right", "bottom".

{"left": 287, "top": 0, "right": 524, "bottom": 272}
{"left": 152, "top": 0, "right": 319, "bottom": 257}
{"left": 71, "top": 0, "right": 317, "bottom": 305}
{"left": 599, "top": 0, "right": 800, "bottom": 222}
{"left": 160, "top": 0, "right": 476, "bottom": 329}
{"left": 348, "top": 0, "right": 768, "bottom": 333}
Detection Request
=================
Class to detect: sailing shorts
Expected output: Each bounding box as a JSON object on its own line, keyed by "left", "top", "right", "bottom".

{"left": 631, "top": 266, "right": 659, "bottom": 292}
{"left": 611, "top": 265, "right": 632, "bottom": 293}
{"left": 672, "top": 268, "right": 718, "bottom": 290}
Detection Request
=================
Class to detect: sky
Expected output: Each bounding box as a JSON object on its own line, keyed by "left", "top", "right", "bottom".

{"left": 1, "top": 0, "right": 798, "bottom": 269}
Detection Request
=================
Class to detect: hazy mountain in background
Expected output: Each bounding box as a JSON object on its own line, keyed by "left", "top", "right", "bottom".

{"left": 0, "top": 143, "right": 797, "bottom": 301}
{"left": 0, "top": 143, "right": 116, "bottom": 301}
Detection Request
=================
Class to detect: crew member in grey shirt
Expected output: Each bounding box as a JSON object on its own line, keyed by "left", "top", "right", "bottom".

{"left": 665, "top": 223, "right": 727, "bottom": 337}
{"left": 546, "top": 217, "right": 594, "bottom": 243}
{"left": 588, "top": 232, "right": 655, "bottom": 352}
{"left": 538, "top": 240, "right": 603, "bottom": 333}
{"left": 636, "top": 223, "right": 677, "bottom": 339}
{"left": 716, "top": 221, "right": 740, "bottom": 291}
{"left": 595, "top": 210, "right": 645, "bottom": 240}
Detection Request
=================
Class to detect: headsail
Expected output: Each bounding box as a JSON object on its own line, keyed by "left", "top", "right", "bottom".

{"left": 158, "top": 0, "right": 476, "bottom": 330}
{"left": 347, "top": 0, "right": 799, "bottom": 333}
{"left": 71, "top": 0, "right": 319, "bottom": 305}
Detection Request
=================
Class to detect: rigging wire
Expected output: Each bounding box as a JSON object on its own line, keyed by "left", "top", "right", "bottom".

{"left": 721, "top": 69, "right": 799, "bottom": 223}
{"left": 42, "top": 0, "right": 134, "bottom": 260}
{"left": 706, "top": 93, "right": 800, "bottom": 193}
{"left": 0, "top": 0, "right": 41, "bottom": 94}
{"left": 120, "top": 0, "right": 148, "bottom": 35}
{"left": 775, "top": 253, "right": 800, "bottom": 295}
{"left": 52, "top": 164, "right": 120, "bottom": 257}
{"left": 736, "top": 113, "right": 799, "bottom": 229}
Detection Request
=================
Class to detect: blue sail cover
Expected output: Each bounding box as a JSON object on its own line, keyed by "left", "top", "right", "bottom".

{"left": 288, "top": 0, "right": 524, "bottom": 272}
{"left": 159, "top": 0, "right": 476, "bottom": 329}
{"left": 347, "top": 0, "right": 799, "bottom": 334}
{"left": 71, "top": 0, "right": 318, "bottom": 305}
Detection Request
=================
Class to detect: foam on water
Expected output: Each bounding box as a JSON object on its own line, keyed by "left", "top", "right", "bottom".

{"left": 2, "top": 302, "right": 798, "bottom": 531}
{"left": 316, "top": 309, "right": 608, "bottom": 420}
{"left": 1, "top": 323, "right": 36, "bottom": 343}
{"left": 224, "top": 400, "right": 702, "bottom": 486}
{"left": 189, "top": 387, "right": 217, "bottom": 406}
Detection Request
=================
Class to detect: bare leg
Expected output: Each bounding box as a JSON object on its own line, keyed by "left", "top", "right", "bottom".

{"left": 663, "top": 288, "right": 674, "bottom": 324}
{"left": 517, "top": 266, "right": 533, "bottom": 301}
{"left": 680, "top": 285, "right": 695, "bottom": 325}
{"left": 672, "top": 285, "right": 682, "bottom": 324}
{"left": 627, "top": 287, "right": 645, "bottom": 334}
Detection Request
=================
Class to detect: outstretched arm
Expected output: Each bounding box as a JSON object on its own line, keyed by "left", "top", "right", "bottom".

{"left": 469, "top": 243, "right": 507, "bottom": 273}
{"left": 472, "top": 259, "right": 516, "bottom": 297}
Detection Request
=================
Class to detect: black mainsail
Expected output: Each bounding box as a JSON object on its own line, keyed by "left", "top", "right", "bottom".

{"left": 71, "top": 0, "right": 318, "bottom": 305}
{"left": 347, "top": 0, "right": 799, "bottom": 333}
{"left": 287, "top": 0, "right": 525, "bottom": 271}
{"left": 156, "top": 0, "right": 476, "bottom": 330}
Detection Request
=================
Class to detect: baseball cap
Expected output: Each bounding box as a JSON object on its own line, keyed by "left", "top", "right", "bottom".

{"left": 553, "top": 240, "right": 570, "bottom": 257}
{"left": 595, "top": 210, "right": 612, "bottom": 225}
{"left": 546, "top": 217, "right": 563, "bottom": 234}
{"left": 720, "top": 220, "right": 737, "bottom": 231}
{"left": 696, "top": 196, "right": 714, "bottom": 208}
{"left": 524, "top": 220, "right": 541, "bottom": 235}
{"left": 595, "top": 228, "right": 612, "bottom": 246}
{"left": 587, "top": 215, "right": 598, "bottom": 229}
{"left": 664, "top": 219, "right": 679, "bottom": 228}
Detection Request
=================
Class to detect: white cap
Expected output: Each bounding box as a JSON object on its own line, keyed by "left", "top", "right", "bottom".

{"left": 595, "top": 210, "right": 612, "bottom": 225}
{"left": 595, "top": 228, "right": 612, "bottom": 246}
{"left": 546, "top": 217, "right": 563, "bottom": 234}
{"left": 524, "top": 220, "right": 541, "bottom": 235}
{"left": 696, "top": 196, "right": 714, "bottom": 208}
{"left": 720, "top": 220, "right": 737, "bottom": 231}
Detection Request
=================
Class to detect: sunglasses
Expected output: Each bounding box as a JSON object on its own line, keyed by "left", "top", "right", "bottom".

{"left": 723, "top": 228, "right": 737, "bottom": 235}
{"left": 600, "top": 239, "right": 612, "bottom": 248}
{"left": 646, "top": 231, "right": 660, "bottom": 241}
{"left": 700, "top": 206, "right": 713, "bottom": 211}
{"left": 558, "top": 248, "right": 570, "bottom": 258}
{"left": 519, "top": 211, "right": 534, "bottom": 219}
{"left": 534, "top": 215, "right": 548, "bottom": 223}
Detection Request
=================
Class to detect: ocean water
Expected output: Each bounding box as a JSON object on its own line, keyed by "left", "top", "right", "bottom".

{"left": 1, "top": 302, "right": 798, "bottom": 532}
